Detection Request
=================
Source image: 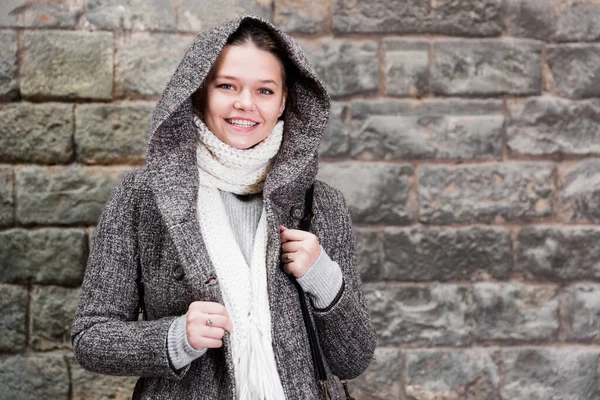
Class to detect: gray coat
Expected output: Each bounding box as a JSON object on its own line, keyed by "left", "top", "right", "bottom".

{"left": 71, "top": 15, "right": 376, "bottom": 400}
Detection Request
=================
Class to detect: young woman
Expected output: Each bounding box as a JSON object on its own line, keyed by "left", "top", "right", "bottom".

{"left": 72, "top": 15, "right": 376, "bottom": 400}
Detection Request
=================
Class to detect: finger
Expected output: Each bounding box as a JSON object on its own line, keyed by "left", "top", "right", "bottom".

{"left": 281, "top": 241, "right": 302, "bottom": 253}
{"left": 280, "top": 228, "right": 311, "bottom": 242}
{"left": 190, "top": 337, "right": 223, "bottom": 349}
{"left": 201, "top": 326, "right": 225, "bottom": 340}
{"left": 189, "top": 313, "right": 228, "bottom": 329}
{"left": 280, "top": 252, "right": 294, "bottom": 264}
{"left": 189, "top": 301, "right": 228, "bottom": 316}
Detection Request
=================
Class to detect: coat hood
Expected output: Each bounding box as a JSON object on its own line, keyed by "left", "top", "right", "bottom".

{"left": 146, "top": 15, "right": 330, "bottom": 227}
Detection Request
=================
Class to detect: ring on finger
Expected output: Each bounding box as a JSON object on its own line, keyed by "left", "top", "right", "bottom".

{"left": 206, "top": 314, "right": 213, "bottom": 327}
{"left": 285, "top": 254, "right": 292, "bottom": 263}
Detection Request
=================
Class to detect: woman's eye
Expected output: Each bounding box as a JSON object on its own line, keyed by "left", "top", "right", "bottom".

{"left": 217, "top": 83, "right": 234, "bottom": 90}
{"left": 259, "top": 88, "right": 274, "bottom": 95}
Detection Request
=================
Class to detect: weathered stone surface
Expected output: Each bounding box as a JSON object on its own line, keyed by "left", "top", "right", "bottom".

{"left": 15, "top": 166, "right": 132, "bottom": 225}
{"left": 0, "top": 103, "right": 73, "bottom": 163}
{"left": 75, "top": 102, "right": 154, "bottom": 164}
{"left": 0, "top": 284, "right": 27, "bottom": 352}
{"left": 21, "top": 31, "right": 113, "bottom": 100}
{"left": 332, "top": 0, "right": 503, "bottom": 36}
{"left": 516, "top": 226, "right": 600, "bottom": 280}
{"left": 69, "top": 356, "right": 137, "bottom": 400}
{"left": 348, "top": 348, "right": 403, "bottom": 399}
{"left": 547, "top": 44, "right": 600, "bottom": 98}
{"left": 432, "top": 39, "right": 542, "bottom": 96}
{"left": 0, "top": 166, "right": 13, "bottom": 228}
{"left": 0, "top": 0, "right": 82, "bottom": 28}
{"left": 0, "top": 30, "right": 18, "bottom": 99}
{"left": 505, "top": 0, "right": 600, "bottom": 42}
{"left": 474, "top": 283, "right": 559, "bottom": 342}
{"left": 354, "top": 229, "right": 385, "bottom": 282}
{"left": 30, "top": 285, "right": 80, "bottom": 350}
{"left": 86, "top": 0, "right": 176, "bottom": 30}
{"left": 349, "top": 99, "right": 504, "bottom": 160}
{"left": 419, "top": 163, "right": 554, "bottom": 224}
{"left": 405, "top": 349, "right": 500, "bottom": 400}
{"left": 562, "top": 284, "right": 600, "bottom": 342}
{"left": 299, "top": 39, "right": 379, "bottom": 97}
{"left": 557, "top": 160, "right": 600, "bottom": 223}
{"left": 0, "top": 354, "right": 69, "bottom": 400}
{"left": 507, "top": 97, "right": 600, "bottom": 156}
{"left": 384, "top": 39, "right": 429, "bottom": 97}
{"left": 0, "top": 228, "right": 87, "bottom": 285}
{"left": 502, "top": 348, "right": 600, "bottom": 400}
{"left": 274, "top": 0, "right": 332, "bottom": 34}
{"left": 178, "top": 0, "right": 271, "bottom": 32}
{"left": 319, "top": 102, "right": 349, "bottom": 158}
{"left": 115, "top": 33, "right": 194, "bottom": 98}
{"left": 318, "top": 162, "right": 415, "bottom": 224}
{"left": 365, "top": 284, "right": 472, "bottom": 346}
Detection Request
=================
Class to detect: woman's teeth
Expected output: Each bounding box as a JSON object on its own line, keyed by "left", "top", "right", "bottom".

{"left": 227, "top": 119, "right": 258, "bottom": 127}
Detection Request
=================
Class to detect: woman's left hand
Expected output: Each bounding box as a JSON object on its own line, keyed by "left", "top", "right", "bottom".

{"left": 280, "top": 225, "right": 320, "bottom": 278}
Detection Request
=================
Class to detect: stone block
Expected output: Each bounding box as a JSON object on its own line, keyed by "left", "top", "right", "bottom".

{"left": 115, "top": 33, "right": 194, "bottom": 98}
{"left": 349, "top": 99, "right": 504, "bottom": 160}
{"left": 318, "top": 162, "right": 415, "bottom": 224}
{"left": 0, "top": 166, "right": 14, "bottom": 228}
{"left": 507, "top": 97, "right": 600, "bottom": 156}
{"left": 557, "top": 160, "right": 600, "bottom": 223}
{"left": 404, "top": 349, "right": 500, "bottom": 400}
{"left": 0, "top": 354, "right": 69, "bottom": 400}
{"left": 30, "top": 285, "right": 80, "bottom": 350}
{"left": 299, "top": 39, "right": 379, "bottom": 97}
{"left": 86, "top": 0, "right": 176, "bottom": 30}
{"left": 15, "top": 166, "right": 132, "bottom": 225}
{"left": 547, "top": 44, "right": 600, "bottom": 98}
{"left": 354, "top": 229, "right": 384, "bottom": 282}
{"left": 177, "top": 0, "right": 271, "bottom": 32}
{"left": 0, "top": 0, "right": 82, "bottom": 28}
{"left": 347, "top": 348, "right": 402, "bottom": 399}
{"left": 332, "top": 0, "right": 502, "bottom": 36}
{"left": 474, "top": 282, "right": 559, "bottom": 342}
{"left": 0, "top": 30, "right": 18, "bottom": 99}
{"left": 0, "top": 228, "right": 87, "bottom": 285}
{"left": 432, "top": 39, "right": 542, "bottom": 96}
{"left": 384, "top": 39, "right": 429, "bottom": 97}
{"left": 364, "top": 283, "right": 472, "bottom": 346}
{"left": 319, "top": 102, "right": 349, "bottom": 158}
{"left": 516, "top": 226, "right": 600, "bottom": 280}
{"left": 419, "top": 163, "right": 554, "bottom": 224}
{"left": 75, "top": 102, "right": 154, "bottom": 164}
{"left": 0, "top": 284, "right": 27, "bottom": 351}
{"left": 562, "top": 284, "right": 600, "bottom": 342}
{"left": 0, "top": 103, "right": 73, "bottom": 164}
{"left": 69, "top": 356, "right": 137, "bottom": 400}
{"left": 274, "top": 0, "right": 333, "bottom": 34}
{"left": 21, "top": 31, "right": 113, "bottom": 100}
{"left": 502, "top": 348, "right": 600, "bottom": 400}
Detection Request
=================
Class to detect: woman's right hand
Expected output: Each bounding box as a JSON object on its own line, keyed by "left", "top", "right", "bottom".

{"left": 186, "top": 301, "right": 233, "bottom": 350}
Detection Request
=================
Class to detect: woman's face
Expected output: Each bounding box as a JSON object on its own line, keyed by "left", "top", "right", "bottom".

{"left": 203, "top": 43, "right": 286, "bottom": 150}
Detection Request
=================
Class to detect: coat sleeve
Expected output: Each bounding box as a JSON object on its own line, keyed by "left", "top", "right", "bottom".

{"left": 312, "top": 182, "right": 377, "bottom": 380}
{"left": 71, "top": 170, "right": 187, "bottom": 379}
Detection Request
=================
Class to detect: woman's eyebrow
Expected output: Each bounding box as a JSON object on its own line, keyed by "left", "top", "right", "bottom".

{"left": 214, "top": 75, "right": 278, "bottom": 86}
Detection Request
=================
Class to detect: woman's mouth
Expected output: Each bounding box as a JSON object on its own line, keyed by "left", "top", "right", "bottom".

{"left": 226, "top": 118, "right": 258, "bottom": 128}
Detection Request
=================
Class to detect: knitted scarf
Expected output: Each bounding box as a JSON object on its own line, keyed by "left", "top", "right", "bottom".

{"left": 195, "top": 118, "right": 286, "bottom": 400}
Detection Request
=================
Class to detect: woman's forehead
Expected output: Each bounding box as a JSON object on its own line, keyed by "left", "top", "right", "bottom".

{"left": 211, "top": 44, "right": 284, "bottom": 84}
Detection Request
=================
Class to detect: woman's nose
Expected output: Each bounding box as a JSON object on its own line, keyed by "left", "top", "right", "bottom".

{"left": 233, "top": 90, "right": 255, "bottom": 111}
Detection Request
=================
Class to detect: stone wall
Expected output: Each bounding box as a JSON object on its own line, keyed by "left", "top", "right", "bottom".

{"left": 1, "top": 0, "right": 600, "bottom": 398}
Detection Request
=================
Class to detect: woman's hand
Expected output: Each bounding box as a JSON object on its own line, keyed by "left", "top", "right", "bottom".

{"left": 279, "top": 225, "right": 320, "bottom": 278}
{"left": 186, "top": 301, "right": 233, "bottom": 350}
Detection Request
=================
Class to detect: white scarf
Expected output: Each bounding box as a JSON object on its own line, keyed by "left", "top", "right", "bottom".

{"left": 195, "top": 118, "right": 286, "bottom": 400}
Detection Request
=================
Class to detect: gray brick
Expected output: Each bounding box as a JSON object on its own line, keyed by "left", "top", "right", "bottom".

{"left": 319, "top": 102, "right": 349, "bottom": 158}
{"left": 0, "top": 103, "right": 73, "bottom": 164}
{"left": 86, "top": 0, "right": 176, "bottom": 30}
{"left": 419, "top": 163, "right": 554, "bottom": 224}
{"left": 405, "top": 349, "right": 500, "bottom": 400}
{"left": 300, "top": 39, "right": 379, "bottom": 97}
{"left": 0, "top": 30, "right": 18, "bottom": 99}
{"left": 516, "top": 226, "right": 600, "bottom": 280}
{"left": 507, "top": 97, "right": 600, "bottom": 156}
{"left": 432, "top": 39, "right": 542, "bottom": 96}
{"left": 75, "top": 102, "right": 154, "bottom": 164}
{"left": 177, "top": 0, "right": 271, "bottom": 32}
{"left": 69, "top": 356, "right": 137, "bottom": 400}
{"left": 347, "top": 348, "right": 402, "bottom": 399}
{"left": 274, "top": 0, "right": 332, "bottom": 34}
{"left": 15, "top": 166, "right": 132, "bottom": 225}
{"left": 0, "top": 354, "right": 69, "bottom": 400}
{"left": 115, "top": 33, "right": 194, "bottom": 98}
{"left": 318, "top": 162, "right": 415, "bottom": 224}
{"left": 547, "top": 44, "right": 600, "bottom": 98}
{"left": 0, "top": 284, "right": 27, "bottom": 352}
{"left": 557, "top": 160, "right": 600, "bottom": 223}
{"left": 0, "top": 228, "right": 87, "bottom": 285}
{"left": 562, "top": 284, "right": 600, "bottom": 342}
{"left": 502, "top": 348, "right": 600, "bottom": 400}
{"left": 30, "top": 285, "right": 80, "bottom": 350}
{"left": 0, "top": 0, "right": 82, "bottom": 28}
{"left": 505, "top": 0, "right": 600, "bottom": 42}
{"left": 349, "top": 99, "right": 504, "bottom": 160}
{"left": 384, "top": 39, "right": 429, "bottom": 97}
{"left": 332, "top": 0, "right": 502, "bottom": 36}
{"left": 365, "top": 284, "right": 472, "bottom": 346}
{"left": 0, "top": 166, "right": 13, "bottom": 228}
{"left": 354, "top": 229, "right": 384, "bottom": 282}
{"left": 474, "top": 283, "right": 559, "bottom": 342}
{"left": 21, "top": 31, "right": 113, "bottom": 100}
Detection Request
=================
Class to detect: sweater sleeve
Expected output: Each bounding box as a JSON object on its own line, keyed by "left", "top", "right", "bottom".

{"left": 167, "top": 314, "right": 208, "bottom": 370}
{"left": 296, "top": 246, "right": 344, "bottom": 309}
